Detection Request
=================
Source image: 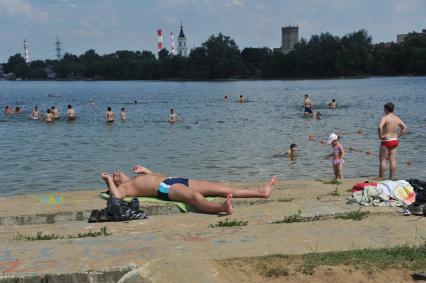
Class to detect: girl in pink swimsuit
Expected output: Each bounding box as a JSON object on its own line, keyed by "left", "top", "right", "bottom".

{"left": 327, "top": 133, "right": 345, "bottom": 179}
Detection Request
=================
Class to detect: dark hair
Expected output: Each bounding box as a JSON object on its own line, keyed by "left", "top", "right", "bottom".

{"left": 51, "top": 106, "right": 55, "bottom": 109}
{"left": 305, "top": 94, "right": 309, "bottom": 97}
{"left": 68, "top": 105, "right": 72, "bottom": 109}
{"left": 290, "top": 143, "right": 297, "bottom": 148}
{"left": 240, "top": 95, "right": 243, "bottom": 98}
{"left": 170, "top": 108, "right": 174, "bottom": 113}
{"left": 47, "top": 109, "right": 51, "bottom": 113}
{"left": 5, "top": 106, "right": 8, "bottom": 110}
{"left": 15, "top": 107, "right": 20, "bottom": 111}
{"left": 107, "top": 107, "right": 112, "bottom": 111}
{"left": 35, "top": 106, "right": 38, "bottom": 110}
{"left": 384, "top": 102, "right": 394, "bottom": 113}
{"left": 121, "top": 107, "right": 125, "bottom": 111}
{"left": 332, "top": 99, "right": 336, "bottom": 102}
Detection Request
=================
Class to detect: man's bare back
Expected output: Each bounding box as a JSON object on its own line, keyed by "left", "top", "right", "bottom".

{"left": 378, "top": 113, "right": 406, "bottom": 140}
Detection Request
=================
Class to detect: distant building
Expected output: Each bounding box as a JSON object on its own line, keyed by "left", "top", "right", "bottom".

{"left": 0, "top": 64, "right": 4, "bottom": 77}
{"left": 281, "top": 26, "right": 299, "bottom": 54}
{"left": 177, "top": 23, "right": 187, "bottom": 57}
{"left": 397, "top": 28, "right": 426, "bottom": 44}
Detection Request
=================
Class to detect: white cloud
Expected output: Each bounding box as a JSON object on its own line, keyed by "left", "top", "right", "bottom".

{"left": 0, "top": 0, "right": 48, "bottom": 21}
{"left": 230, "top": 0, "right": 247, "bottom": 6}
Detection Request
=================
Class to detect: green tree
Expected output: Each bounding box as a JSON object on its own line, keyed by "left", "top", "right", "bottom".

{"left": 4, "top": 53, "right": 30, "bottom": 79}
{"left": 335, "top": 30, "right": 372, "bottom": 75}
{"left": 198, "top": 33, "right": 246, "bottom": 78}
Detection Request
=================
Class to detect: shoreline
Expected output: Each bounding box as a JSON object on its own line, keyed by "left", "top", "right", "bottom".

{"left": 1, "top": 74, "right": 425, "bottom": 82}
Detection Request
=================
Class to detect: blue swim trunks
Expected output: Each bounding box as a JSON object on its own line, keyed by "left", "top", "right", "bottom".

{"left": 157, "top": 177, "right": 189, "bottom": 200}
{"left": 304, "top": 107, "right": 313, "bottom": 114}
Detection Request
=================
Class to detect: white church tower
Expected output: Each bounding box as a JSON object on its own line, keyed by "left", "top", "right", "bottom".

{"left": 177, "top": 22, "right": 187, "bottom": 57}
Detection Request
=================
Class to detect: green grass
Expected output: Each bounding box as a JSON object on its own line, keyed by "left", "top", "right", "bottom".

{"left": 301, "top": 244, "right": 426, "bottom": 275}
{"left": 272, "top": 209, "right": 370, "bottom": 224}
{"left": 15, "top": 231, "right": 63, "bottom": 241}
{"left": 322, "top": 179, "right": 342, "bottom": 185}
{"left": 14, "top": 226, "right": 112, "bottom": 241}
{"left": 224, "top": 243, "right": 426, "bottom": 277}
{"left": 272, "top": 210, "right": 323, "bottom": 224}
{"left": 209, "top": 218, "right": 248, "bottom": 228}
{"left": 335, "top": 210, "right": 369, "bottom": 221}
{"left": 328, "top": 188, "right": 341, "bottom": 196}
{"left": 272, "top": 209, "right": 304, "bottom": 224}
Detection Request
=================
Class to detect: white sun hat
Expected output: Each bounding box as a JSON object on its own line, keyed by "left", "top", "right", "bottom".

{"left": 327, "top": 133, "right": 339, "bottom": 144}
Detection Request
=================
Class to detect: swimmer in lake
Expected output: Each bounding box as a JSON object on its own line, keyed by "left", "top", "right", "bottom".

{"left": 105, "top": 107, "right": 115, "bottom": 123}
{"left": 328, "top": 99, "right": 337, "bottom": 109}
{"left": 45, "top": 109, "right": 54, "bottom": 123}
{"left": 15, "top": 106, "right": 22, "bottom": 114}
{"left": 314, "top": 112, "right": 321, "bottom": 120}
{"left": 281, "top": 144, "right": 297, "bottom": 160}
{"left": 121, "top": 107, "right": 126, "bottom": 121}
{"left": 224, "top": 96, "right": 228, "bottom": 102}
{"left": 51, "top": 106, "right": 60, "bottom": 119}
{"left": 4, "top": 106, "right": 13, "bottom": 114}
{"left": 169, "top": 108, "right": 179, "bottom": 124}
{"left": 302, "top": 94, "right": 313, "bottom": 115}
{"left": 31, "top": 106, "right": 40, "bottom": 120}
{"left": 101, "top": 164, "right": 277, "bottom": 215}
{"left": 239, "top": 95, "right": 247, "bottom": 103}
{"left": 67, "top": 105, "right": 76, "bottom": 120}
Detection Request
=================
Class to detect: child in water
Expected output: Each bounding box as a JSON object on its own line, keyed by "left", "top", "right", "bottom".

{"left": 326, "top": 133, "right": 345, "bottom": 179}
{"left": 121, "top": 107, "right": 126, "bottom": 121}
{"left": 281, "top": 143, "right": 297, "bottom": 160}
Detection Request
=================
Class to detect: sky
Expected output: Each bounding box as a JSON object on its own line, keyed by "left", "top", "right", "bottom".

{"left": 0, "top": 0, "right": 425, "bottom": 62}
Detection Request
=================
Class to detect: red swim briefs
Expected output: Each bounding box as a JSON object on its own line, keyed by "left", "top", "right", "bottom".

{"left": 381, "top": 139, "right": 399, "bottom": 149}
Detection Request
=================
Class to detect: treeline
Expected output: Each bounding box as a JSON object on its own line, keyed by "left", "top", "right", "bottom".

{"left": 2, "top": 29, "right": 426, "bottom": 80}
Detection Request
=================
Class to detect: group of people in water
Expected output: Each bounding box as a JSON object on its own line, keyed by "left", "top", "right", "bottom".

{"left": 4, "top": 103, "right": 130, "bottom": 123}
{"left": 4, "top": 102, "right": 184, "bottom": 124}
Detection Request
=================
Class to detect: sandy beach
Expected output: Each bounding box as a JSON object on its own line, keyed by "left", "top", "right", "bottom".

{"left": 1, "top": 178, "right": 425, "bottom": 282}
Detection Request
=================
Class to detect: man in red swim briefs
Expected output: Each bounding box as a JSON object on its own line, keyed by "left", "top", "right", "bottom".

{"left": 378, "top": 102, "right": 408, "bottom": 179}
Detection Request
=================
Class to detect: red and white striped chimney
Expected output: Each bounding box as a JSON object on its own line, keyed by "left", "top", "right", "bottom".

{"left": 157, "top": 29, "right": 163, "bottom": 53}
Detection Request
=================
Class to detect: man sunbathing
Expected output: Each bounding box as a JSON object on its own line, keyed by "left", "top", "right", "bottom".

{"left": 101, "top": 165, "right": 276, "bottom": 215}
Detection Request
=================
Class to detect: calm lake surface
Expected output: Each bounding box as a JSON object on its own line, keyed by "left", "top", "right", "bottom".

{"left": 0, "top": 77, "right": 425, "bottom": 196}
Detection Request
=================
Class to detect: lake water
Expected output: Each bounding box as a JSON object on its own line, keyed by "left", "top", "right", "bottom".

{"left": 0, "top": 77, "right": 425, "bottom": 196}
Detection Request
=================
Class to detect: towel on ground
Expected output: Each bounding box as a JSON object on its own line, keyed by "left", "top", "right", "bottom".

{"left": 347, "top": 180, "right": 415, "bottom": 207}
{"left": 99, "top": 193, "right": 218, "bottom": 213}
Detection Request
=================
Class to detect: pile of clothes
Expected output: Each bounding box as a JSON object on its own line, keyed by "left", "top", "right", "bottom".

{"left": 88, "top": 194, "right": 148, "bottom": 223}
{"left": 347, "top": 179, "right": 426, "bottom": 215}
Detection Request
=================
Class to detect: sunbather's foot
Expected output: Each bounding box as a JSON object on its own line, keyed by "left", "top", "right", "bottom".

{"left": 222, "top": 194, "right": 233, "bottom": 215}
{"left": 259, "top": 176, "right": 277, "bottom": 198}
